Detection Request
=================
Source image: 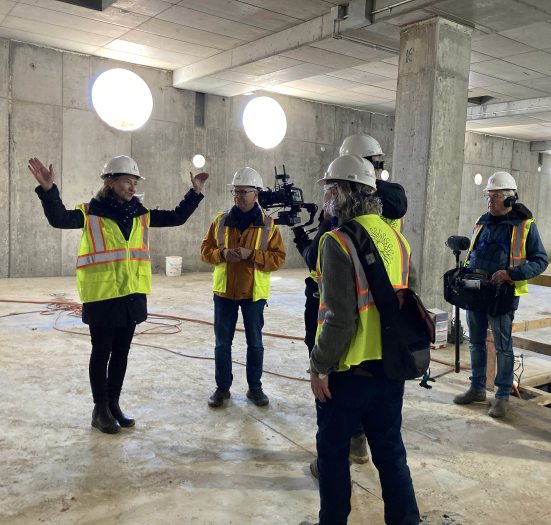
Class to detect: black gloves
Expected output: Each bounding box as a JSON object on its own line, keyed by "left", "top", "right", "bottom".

{"left": 293, "top": 226, "right": 311, "bottom": 253}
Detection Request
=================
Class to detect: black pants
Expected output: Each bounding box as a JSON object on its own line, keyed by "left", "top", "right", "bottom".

{"left": 88, "top": 324, "right": 136, "bottom": 404}
{"left": 304, "top": 278, "right": 319, "bottom": 354}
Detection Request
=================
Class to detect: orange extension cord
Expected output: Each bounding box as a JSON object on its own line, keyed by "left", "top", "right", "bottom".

{"left": 0, "top": 298, "right": 309, "bottom": 382}
{"left": 0, "top": 298, "right": 468, "bottom": 382}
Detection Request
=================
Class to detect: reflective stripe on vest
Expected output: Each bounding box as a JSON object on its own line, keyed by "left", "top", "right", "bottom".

{"left": 75, "top": 204, "right": 152, "bottom": 303}
{"left": 315, "top": 216, "right": 410, "bottom": 371}
{"left": 212, "top": 211, "right": 275, "bottom": 301}
{"left": 77, "top": 213, "right": 150, "bottom": 269}
{"left": 464, "top": 218, "right": 534, "bottom": 296}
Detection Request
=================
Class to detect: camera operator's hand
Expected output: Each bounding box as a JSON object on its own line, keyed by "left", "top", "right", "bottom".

{"left": 293, "top": 226, "right": 311, "bottom": 253}
{"left": 318, "top": 208, "right": 331, "bottom": 225}
{"left": 491, "top": 269, "right": 513, "bottom": 286}
{"left": 236, "top": 247, "right": 253, "bottom": 260}
{"left": 222, "top": 248, "right": 241, "bottom": 263}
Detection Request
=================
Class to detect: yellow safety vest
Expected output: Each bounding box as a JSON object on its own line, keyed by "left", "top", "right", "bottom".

{"left": 316, "top": 215, "right": 410, "bottom": 371}
{"left": 465, "top": 217, "right": 534, "bottom": 296}
{"left": 382, "top": 216, "right": 403, "bottom": 232}
{"left": 306, "top": 217, "right": 402, "bottom": 283}
{"left": 75, "top": 204, "right": 152, "bottom": 303}
{"left": 212, "top": 211, "right": 275, "bottom": 301}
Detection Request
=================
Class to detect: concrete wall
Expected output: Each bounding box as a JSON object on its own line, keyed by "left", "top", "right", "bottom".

{"left": 0, "top": 38, "right": 394, "bottom": 278}
{"left": 460, "top": 133, "right": 551, "bottom": 257}
{"left": 2, "top": 38, "right": 548, "bottom": 281}
{"left": 0, "top": 39, "right": 8, "bottom": 278}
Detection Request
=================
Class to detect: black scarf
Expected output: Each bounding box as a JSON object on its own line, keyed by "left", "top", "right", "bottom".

{"left": 233, "top": 203, "right": 262, "bottom": 233}
{"left": 102, "top": 195, "right": 140, "bottom": 230}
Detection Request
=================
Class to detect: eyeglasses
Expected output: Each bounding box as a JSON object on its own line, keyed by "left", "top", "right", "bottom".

{"left": 484, "top": 192, "right": 505, "bottom": 201}
{"left": 231, "top": 188, "right": 257, "bottom": 196}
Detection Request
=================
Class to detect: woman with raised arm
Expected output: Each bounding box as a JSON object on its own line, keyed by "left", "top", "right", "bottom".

{"left": 29, "top": 155, "right": 208, "bottom": 434}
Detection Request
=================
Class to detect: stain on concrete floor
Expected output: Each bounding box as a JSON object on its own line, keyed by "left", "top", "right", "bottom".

{"left": 1, "top": 271, "right": 551, "bottom": 525}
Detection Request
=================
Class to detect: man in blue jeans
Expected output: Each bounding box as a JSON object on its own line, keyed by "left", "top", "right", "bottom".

{"left": 200, "top": 167, "right": 286, "bottom": 408}
{"left": 453, "top": 171, "right": 547, "bottom": 418}
{"left": 300, "top": 155, "right": 419, "bottom": 525}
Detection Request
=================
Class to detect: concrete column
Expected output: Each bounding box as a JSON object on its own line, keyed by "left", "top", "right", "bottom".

{"left": 392, "top": 17, "right": 471, "bottom": 310}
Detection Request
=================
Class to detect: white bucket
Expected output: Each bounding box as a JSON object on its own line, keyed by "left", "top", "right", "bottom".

{"left": 165, "top": 256, "right": 183, "bottom": 277}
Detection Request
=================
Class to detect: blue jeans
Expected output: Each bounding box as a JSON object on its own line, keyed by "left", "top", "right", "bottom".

{"left": 316, "top": 372, "right": 419, "bottom": 525}
{"left": 467, "top": 305, "right": 517, "bottom": 399}
{"left": 213, "top": 294, "right": 266, "bottom": 391}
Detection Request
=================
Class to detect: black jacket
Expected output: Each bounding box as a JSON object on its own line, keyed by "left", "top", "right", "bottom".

{"left": 36, "top": 184, "right": 204, "bottom": 327}
{"left": 376, "top": 179, "right": 407, "bottom": 220}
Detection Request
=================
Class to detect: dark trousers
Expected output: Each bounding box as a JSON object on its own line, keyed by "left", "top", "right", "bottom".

{"left": 316, "top": 372, "right": 419, "bottom": 525}
{"left": 304, "top": 286, "right": 319, "bottom": 354}
{"left": 306, "top": 283, "right": 363, "bottom": 440}
{"left": 89, "top": 324, "right": 136, "bottom": 404}
{"left": 213, "top": 295, "right": 266, "bottom": 391}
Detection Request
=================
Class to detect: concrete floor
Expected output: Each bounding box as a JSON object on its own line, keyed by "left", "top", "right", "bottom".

{"left": 1, "top": 269, "right": 551, "bottom": 525}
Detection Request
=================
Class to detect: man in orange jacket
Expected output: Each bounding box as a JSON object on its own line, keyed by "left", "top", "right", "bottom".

{"left": 201, "top": 167, "right": 286, "bottom": 408}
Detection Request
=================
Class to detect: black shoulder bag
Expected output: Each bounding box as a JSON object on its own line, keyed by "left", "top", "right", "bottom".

{"left": 339, "top": 221, "right": 435, "bottom": 381}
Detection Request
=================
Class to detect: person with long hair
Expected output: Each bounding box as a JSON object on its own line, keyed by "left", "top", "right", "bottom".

{"left": 301, "top": 155, "right": 419, "bottom": 525}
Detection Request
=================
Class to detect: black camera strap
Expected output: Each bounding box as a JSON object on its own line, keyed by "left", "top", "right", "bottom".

{"left": 339, "top": 221, "right": 399, "bottom": 327}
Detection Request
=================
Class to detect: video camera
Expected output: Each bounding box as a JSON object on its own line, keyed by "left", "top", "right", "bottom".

{"left": 258, "top": 165, "right": 317, "bottom": 227}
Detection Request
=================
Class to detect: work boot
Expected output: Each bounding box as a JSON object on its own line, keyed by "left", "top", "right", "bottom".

{"left": 246, "top": 388, "right": 269, "bottom": 407}
{"left": 92, "top": 403, "right": 121, "bottom": 434}
{"left": 109, "top": 398, "right": 135, "bottom": 427}
{"left": 208, "top": 388, "right": 230, "bottom": 408}
{"left": 309, "top": 457, "right": 351, "bottom": 480}
{"left": 453, "top": 388, "right": 486, "bottom": 405}
{"left": 309, "top": 458, "right": 319, "bottom": 479}
{"left": 488, "top": 398, "right": 509, "bottom": 418}
{"left": 349, "top": 433, "right": 370, "bottom": 464}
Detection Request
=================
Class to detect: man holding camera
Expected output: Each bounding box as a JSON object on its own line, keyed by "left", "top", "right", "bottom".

{"left": 453, "top": 171, "right": 547, "bottom": 418}
{"left": 201, "top": 167, "right": 286, "bottom": 409}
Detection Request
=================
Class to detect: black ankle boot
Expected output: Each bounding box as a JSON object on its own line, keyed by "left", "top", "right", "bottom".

{"left": 109, "top": 399, "right": 135, "bottom": 427}
{"left": 92, "top": 403, "right": 121, "bottom": 434}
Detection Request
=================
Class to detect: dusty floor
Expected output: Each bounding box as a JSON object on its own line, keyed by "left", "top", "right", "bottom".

{"left": 1, "top": 269, "right": 551, "bottom": 525}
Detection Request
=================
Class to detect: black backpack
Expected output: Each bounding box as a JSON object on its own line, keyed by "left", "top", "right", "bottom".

{"left": 339, "top": 221, "right": 435, "bottom": 381}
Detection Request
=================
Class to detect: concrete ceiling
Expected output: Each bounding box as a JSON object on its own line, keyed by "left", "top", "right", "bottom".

{"left": 1, "top": 0, "right": 551, "bottom": 141}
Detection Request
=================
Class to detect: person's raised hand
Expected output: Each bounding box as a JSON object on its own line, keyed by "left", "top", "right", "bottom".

{"left": 28, "top": 157, "right": 54, "bottom": 191}
{"left": 190, "top": 171, "right": 209, "bottom": 193}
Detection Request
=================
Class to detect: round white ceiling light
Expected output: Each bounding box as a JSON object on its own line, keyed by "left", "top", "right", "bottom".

{"left": 242, "top": 96, "right": 287, "bottom": 149}
{"left": 192, "top": 154, "right": 206, "bottom": 168}
{"left": 92, "top": 68, "right": 153, "bottom": 131}
{"left": 474, "top": 173, "right": 482, "bottom": 185}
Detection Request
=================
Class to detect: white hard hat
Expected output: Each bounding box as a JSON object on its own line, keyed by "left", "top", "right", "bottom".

{"left": 228, "top": 167, "right": 263, "bottom": 189}
{"left": 339, "top": 134, "right": 384, "bottom": 158}
{"left": 101, "top": 155, "right": 143, "bottom": 180}
{"left": 317, "top": 155, "right": 376, "bottom": 189}
{"left": 484, "top": 171, "right": 517, "bottom": 191}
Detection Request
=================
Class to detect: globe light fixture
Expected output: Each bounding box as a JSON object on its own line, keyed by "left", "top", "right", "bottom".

{"left": 92, "top": 68, "right": 153, "bottom": 131}
{"left": 474, "top": 173, "right": 482, "bottom": 185}
{"left": 380, "top": 169, "right": 390, "bottom": 181}
{"left": 242, "top": 96, "right": 287, "bottom": 149}
{"left": 192, "top": 154, "right": 206, "bottom": 168}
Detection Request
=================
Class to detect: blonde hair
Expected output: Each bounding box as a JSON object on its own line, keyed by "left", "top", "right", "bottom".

{"left": 95, "top": 176, "right": 115, "bottom": 201}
